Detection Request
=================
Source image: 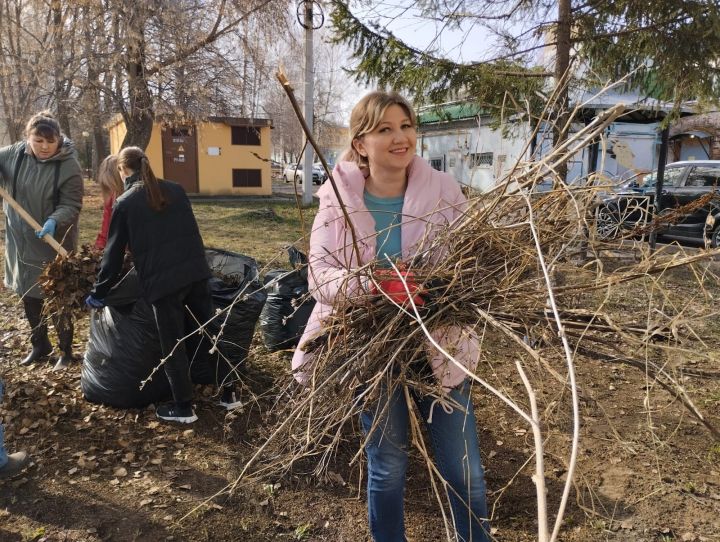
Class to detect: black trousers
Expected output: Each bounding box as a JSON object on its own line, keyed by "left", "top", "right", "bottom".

{"left": 22, "top": 296, "right": 73, "bottom": 354}
{"left": 151, "top": 279, "right": 231, "bottom": 404}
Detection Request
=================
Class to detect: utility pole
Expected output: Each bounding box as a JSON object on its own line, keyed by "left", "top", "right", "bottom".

{"left": 649, "top": 126, "right": 670, "bottom": 252}
{"left": 301, "top": 1, "right": 314, "bottom": 206}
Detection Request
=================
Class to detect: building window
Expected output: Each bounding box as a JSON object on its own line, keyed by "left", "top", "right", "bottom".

{"left": 231, "top": 126, "right": 261, "bottom": 146}
{"left": 171, "top": 127, "right": 192, "bottom": 137}
{"left": 232, "top": 169, "right": 262, "bottom": 187}
{"left": 469, "top": 152, "right": 493, "bottom": 167}
{"left": 429, "top": 156, "right": 445, "bottom": 171}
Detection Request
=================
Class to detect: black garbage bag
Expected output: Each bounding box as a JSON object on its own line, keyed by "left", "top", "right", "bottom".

{"left": 259, "top": 247, "right": 315, "bottom": 352}
{"left": 205, "top": 248, "right": 267, "bottom": 381}
{"left": 81, "top": 271, "right": 172, "bottom": 408}
{"left": 81, "top": 250, "right": 267, "bottom": 408}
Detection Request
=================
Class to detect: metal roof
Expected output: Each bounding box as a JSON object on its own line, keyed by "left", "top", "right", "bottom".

{"left": 417, "top": 102, "right": 485, "bottom": 125}
{"left": 207, "top": 116, "right": 272, "bottom": 127}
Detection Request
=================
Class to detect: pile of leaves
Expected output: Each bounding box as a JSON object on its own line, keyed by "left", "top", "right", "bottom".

{"left": 38, "top": 244, "right": 103, "bottom": 325}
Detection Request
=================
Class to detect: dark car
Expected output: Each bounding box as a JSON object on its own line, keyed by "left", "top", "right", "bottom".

{"left": 595, "top": 161, "right": 720, "bottom": 245}
{"left": 616, "top": 171, "right": 657, "bottom": 196}
{"left": 655, "top": 161, "right": 720, "bottom": 246}
{"left": 595, "top": 171, "right": 658, "bottom": 240}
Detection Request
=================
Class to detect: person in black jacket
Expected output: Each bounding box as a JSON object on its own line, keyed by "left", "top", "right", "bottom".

{"left": 86, "top": 146, "right": 241, "bottom": 423}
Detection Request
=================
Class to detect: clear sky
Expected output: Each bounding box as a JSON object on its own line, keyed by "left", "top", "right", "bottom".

{"left": 349, "top": 3, "right": 500, "bottom": 63}
{"left": 346, "top": 2, "right": 545, "bottom": 66}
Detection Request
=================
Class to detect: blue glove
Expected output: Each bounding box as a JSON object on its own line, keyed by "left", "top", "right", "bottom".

{"left": 85, "top": 295, "right": 105, "bottom": 309}
{"left": 36, "top": 218, "right": 57, "bottom": 239}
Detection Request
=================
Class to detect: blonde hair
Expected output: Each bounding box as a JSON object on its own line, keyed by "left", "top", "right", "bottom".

{"left": 344, "top": 91, "right": 417, "bottom": 169}
{"left": 117, "top": 146, "right": 166, "bottom": 211}
{"left": 97, "top": 154, "right": 124, "bottom": 202}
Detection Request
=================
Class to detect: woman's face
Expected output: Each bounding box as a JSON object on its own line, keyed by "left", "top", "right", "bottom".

{"left": 353, "top": 104, "right": 416, "bottom": 174}
{"left": 27, "top": 134, "right": 60, "bottom": 160}
{"left": 118, "top": 164, "right": 134, "bottom": 181}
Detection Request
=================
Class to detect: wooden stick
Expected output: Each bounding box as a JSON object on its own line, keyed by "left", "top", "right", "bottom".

{"left": 516, "top": 360, "right": 549, "bottom": 542}
{"left": 0, "top": 185, "right": 68, "bottom": 257}
{"left": 275, "top": 69, "right": 362, "bottom": 264}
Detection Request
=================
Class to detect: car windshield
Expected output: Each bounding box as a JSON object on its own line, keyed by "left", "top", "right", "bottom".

{"left": 615, "top": 178, "right": 639, "bottom": 190}
{"left": 615, "top": 172, "right": 656, "bottom": 192}
{"left": 639, "top": 173, "right": 656, "bottom": 189}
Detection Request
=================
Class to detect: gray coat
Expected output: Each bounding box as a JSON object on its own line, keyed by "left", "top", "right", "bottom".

{"left": 0, "top": 140, "right": 83, "bottom": 298}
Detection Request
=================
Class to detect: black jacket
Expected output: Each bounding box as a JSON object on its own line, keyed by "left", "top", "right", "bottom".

{"left": 92, "top": 174, "right": 211, "bottom": 303}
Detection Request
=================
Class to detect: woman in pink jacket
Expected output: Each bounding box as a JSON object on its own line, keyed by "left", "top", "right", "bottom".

{"left": 292, "top": 91, "right": 489, "bottom": 542}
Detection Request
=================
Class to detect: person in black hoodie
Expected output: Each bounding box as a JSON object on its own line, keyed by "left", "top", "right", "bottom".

{"left": 86, "top": 146, "right": 241, "bottom": 423}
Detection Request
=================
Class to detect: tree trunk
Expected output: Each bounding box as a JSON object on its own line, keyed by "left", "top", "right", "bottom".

{"left": 0, "top": 0, "right": 44, "bottom": 142}
{"left": 51, "top": 0, "right": 72, "bottom": 137}
{"left": 121, "top": 25, "right": 154, "bottom": 150}
{"left": 553, "top": 0, "right": 572, "bottom": 183}
{"left": 122, "top": 59, "right": 154, "bottom": 150}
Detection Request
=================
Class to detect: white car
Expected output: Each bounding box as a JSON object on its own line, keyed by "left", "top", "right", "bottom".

{"left": 283, "top": 162, "right": 327, "bottom": 185}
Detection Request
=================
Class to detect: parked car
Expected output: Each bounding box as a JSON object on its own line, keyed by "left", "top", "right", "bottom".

{"left": 283, "top": 162, "right": 328, "bottom": 185}
{"left": 594, "top": 171, "right": 657, "bottom": 240}
{"left": 612, "top": 171, "right": 657, "bottom": 196}
{"left": 595, "top": 161, "right": 720, "bottom": 245}
{"left": 655, "top": 160, "right": 720, "bottom": 246}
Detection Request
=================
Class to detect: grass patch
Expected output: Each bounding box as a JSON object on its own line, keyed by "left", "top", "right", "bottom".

{"left": 708, "top": 443, "right": 720, "bottom": 464}
{"left": 77, "top": 181, "right": 317, "bottom": 269}
{"left": 77, "top": 179, "right": 105, "bottom": 247}
{"left": 192, "top": 200, "right": 317, "bottom": 267}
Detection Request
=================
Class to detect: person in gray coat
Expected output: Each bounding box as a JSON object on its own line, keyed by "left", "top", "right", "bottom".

{"left": 0, "top": 111, "right": 83, "bottom": 370}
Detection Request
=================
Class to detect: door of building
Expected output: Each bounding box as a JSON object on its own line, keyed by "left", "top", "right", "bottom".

{"left": 161, "top": 126, "right": 199, "bottom": 193}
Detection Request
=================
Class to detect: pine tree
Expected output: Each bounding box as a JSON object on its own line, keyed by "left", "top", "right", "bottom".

{"left": 329, "top": 1, "right": 548, "bottom": 121}
{"left": 329, "top": 0, "right": 720, "bottom": 122}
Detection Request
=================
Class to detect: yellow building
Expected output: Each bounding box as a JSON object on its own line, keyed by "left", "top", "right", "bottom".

{"left": 107, "top": 116, "right": 273, "bottom": 196}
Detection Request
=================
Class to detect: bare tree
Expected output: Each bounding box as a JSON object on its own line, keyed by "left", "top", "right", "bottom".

{"left": 0, "top": 0, "right": 292, "bottom": 152}
{"left": 260, "top": 24, "right": 362, "bottom": 164}
{"left": 261, "top": 44, "right": 305, "bottom": 163}
{"left": 0, "top": 0, "right": 53, "bottom": 140}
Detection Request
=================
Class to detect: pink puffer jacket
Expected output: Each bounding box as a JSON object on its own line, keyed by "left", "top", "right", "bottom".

{"left": 291, "top": 156, "right": 480, "bottom": 389}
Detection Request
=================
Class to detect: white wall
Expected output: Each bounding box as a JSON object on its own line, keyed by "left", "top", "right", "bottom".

{"left": 599, "top": 122, "right": 659, "bottom": 179}
{"left": 677, "top": 138, "right": 711, "bottom": 161}
{"left": 535, "top": 121, "right": 660, "bottom": 183}
{"left": 419, "top": 120, "right": 530, "bottom": 191}
{"left": 420, "top": 116, "right": 668, "bottom": 191}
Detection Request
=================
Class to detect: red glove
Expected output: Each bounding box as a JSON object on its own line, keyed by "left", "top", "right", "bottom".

{"left": 371, "top": 270, "right": 425, "bottom": 306}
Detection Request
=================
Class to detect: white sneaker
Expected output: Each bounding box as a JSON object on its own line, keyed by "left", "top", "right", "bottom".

{"left": 156, "top": 403, "right": 198, "bottom": 423}
{"left": 219, "top": 389, "right": 243, "bottom": 410}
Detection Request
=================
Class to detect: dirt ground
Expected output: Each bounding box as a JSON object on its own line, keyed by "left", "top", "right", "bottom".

{"left": 1, "top": 186, "right": 720, "bottom": 542}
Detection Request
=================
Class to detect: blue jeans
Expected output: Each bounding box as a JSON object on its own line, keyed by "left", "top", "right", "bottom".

{"left": 360, "top": 381, "right": 490, "bottom": 542}
{"left": 0, "top": 380, "right": 7, "bottom": 469}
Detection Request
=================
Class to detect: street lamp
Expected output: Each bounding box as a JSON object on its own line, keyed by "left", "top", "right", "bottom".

{"left": 81, "top": 130, "right": 91, "bottom": 177}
